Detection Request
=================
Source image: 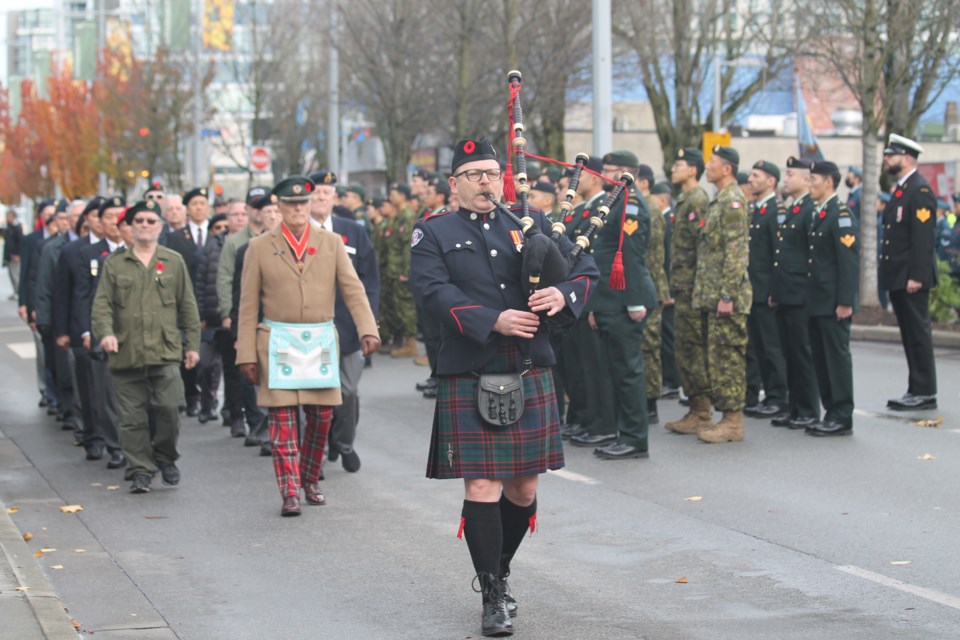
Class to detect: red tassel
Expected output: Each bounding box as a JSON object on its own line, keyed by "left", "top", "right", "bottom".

{"left": 503, "top": 163, "right": 517, "bottom": 203}
{"left": 528, "top": 513, "right": 538, "bottom": 536}
{"left": 502, "top": 82, "right": 521, "bottom": 204}
{"left": 609, "top": 251, "right": 626, "bottom": 290}
{"left": 456, "top": 516, "right": 466, "bottom": 540}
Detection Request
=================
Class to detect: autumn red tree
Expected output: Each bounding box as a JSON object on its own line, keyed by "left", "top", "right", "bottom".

{"left": 10, "top": 80, "right": 55, "bottom": 201}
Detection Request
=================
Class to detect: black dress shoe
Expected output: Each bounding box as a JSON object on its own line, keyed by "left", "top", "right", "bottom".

{"left": 259, "top": 442, "right": 273, "bottom": 457}
{"left": 771, "top": 414, "right": 794, "bottom": 427}
{"left": 594, "top": 442, "right": 649, "bottom": 460}
{"left": 47, "top": 406, "right": 58, "bottom": 416}
{"left": 888, "top": 395, "right": 937, "bottom": 411}
{"left": 647, "top": 399, "right": 659, "bottom": 424}
{"left": 678, "top": 393, "right": 689, "bottom": 406}
{"left": 85, "top": 443, "right": 104, "bottom": 461}
{"left": 560, "top": 423, "right": 583, "bottom": 439}
{"left": 887, "top": 393, "right": 914, "bottom": 408}
{"left": 229, "top": 417, "right": 246, "bottom": 438}
{"left": 159, "top": 463, "right": 180, "bottom": 485}
{"left": 244, "top": 435, "right": 260, "bottom": 447}
{"left": 661, "top": 386, "right": 680, "bottom": 399}
{"left": 752, "top": 403, "right": 783, "bottom": 417}
{"left": 281, "top": 496, "right": 301, "bottom": 517}
{"left": 787, "top": 416, "right": 819, "bottom": 430}
{"left": 327, "top": 443, "right": 340, "bottom": 462}
{"left": 340, "top": 449, "right": 361, "bottom": 473}
{"left": 185, "top": 401, "right": 200, "bottom": 417}
{"left": 569, "top": 432, "right": 616, "bottom": 447}
{"left": 743, "top": 403, "right": 764, "bottom": 417}
{"left": 805, "top": 421, "right": 853, "bottom": 437}
{"left": 416, "top": 377, "right": 438, "bottom": 391}
{"left": 130, "top": 474, "right": 151, "bottom": 494}
{"left": 422, "top": 387, "right": 438, "bottom": 399}
{"left": 39, "top": 397, "right": 48, "bottom": 408}
{"left": 197, "top": 410, "right": 216, "bottom": 424}
{"left": 107, "top": 452, "right": 126, "bottom": 469}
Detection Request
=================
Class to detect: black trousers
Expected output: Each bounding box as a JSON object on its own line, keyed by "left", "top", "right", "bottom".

{"left": 217, "top": 329, "right": 244, "bottom": 419}
{"left": 746, "top": 302, "right": 788, "bottom": 406}
{"left": 660, "top": 303, "right": 679, "bottom": 389}
{"left": 889, "top": 288, "right": 937, "bottom": 396}
{"left": 776, "top": 305, "right": 820, "bottom": 420}
{"left": 809, "top": 316, "right": 854, "bottom": 425}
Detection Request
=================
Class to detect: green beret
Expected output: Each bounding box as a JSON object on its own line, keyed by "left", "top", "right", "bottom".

{"left": 346, "top": 184, "right": 366, "bottom": 200}
{"left": 650, "top": 182, "right": 672, "bottom": 196}
{"left": 752, "top": 160, "right": 780, "bottom": 182}
{"left": 271, "top": 175, "right": 315, "bottom": 203}
{"left": 736, "top": 171, "right": 750, "bottom": 185}
{"left": 676, "top": 147, "right": 704, "bottom": 164}
{"left": 712, "top": 145, "right": 739, "bottom": 167}
{"left": 183, "top": 187, "right": 208, "bottom": 207}
{"left": 126, "top": 199, "right": 163, "bottom": 220}
{"left": 601, "top": 150, "right": 639, "bottom": 168}
{"left": 390, "top": 183, "right": 412, "bottom": 199}
{"left": 335, "top": 185, "right": 347, "bottom": 197}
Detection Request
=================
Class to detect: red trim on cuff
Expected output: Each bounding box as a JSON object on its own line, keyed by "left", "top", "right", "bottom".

{"left": 450, "top": 305, "right": 482, "bottom": 334}
{"left": 571, "top": 275, "right": 591, "bottom": 302}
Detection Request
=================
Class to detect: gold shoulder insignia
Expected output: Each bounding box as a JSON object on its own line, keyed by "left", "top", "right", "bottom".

{"left": 916, "top": 207, "right": 931, "bottom": 223}
{"left": 840, "top": 234, "right": 856, "bottom": 248}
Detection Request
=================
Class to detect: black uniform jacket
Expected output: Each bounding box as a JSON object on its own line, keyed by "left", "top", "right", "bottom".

{"left": 52, "top": 236, "right": 92, "bottom": 345}
{"left": 748, "top": 194, "right": 783, "bottom": 305}
{"left": 331, "top": 216, "right": 380, "bottom": 355}
{"left": 807, "top": 195, "right": 860, "bottom": 317}
{"left": 411, "top": 206, "right": 599, "bottom": 375}
{"left": 770, "top": 193, "right": 815, "bottom": 307}
{"left": 880, "top": 170, "right": 937, "bottom": 291}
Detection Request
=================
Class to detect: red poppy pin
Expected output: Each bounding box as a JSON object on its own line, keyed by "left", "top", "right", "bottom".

{"left": 101, "top": 250, "right": 108, "bottom": 257}
{"left": 156, "top": 262, "right": 165, "bottom": 274}
{"left": 564, "top": 214, "right": 573, "bottom": 223}
{"left": 699, "top": 219, "right": 706, "bottom": 228}
{"left": 307, "top": 246, "right": 317, "bottom": 255}
{"left": 792, "top": 206, "right": 800, "bottom": 214}
{"left": 341, "top": 234, "right": 349, "bottom": 245}
{"left": 582, "top": 210, "right": 589, "bottom": 218}
{"left": 895, "top": 189, "right": 903, "bottom": 199}
{"left": 759, "top": 206, "right": 767, "bottom": 215}
{"left": 819, "top": 210, "right": 826, "bottom": 219}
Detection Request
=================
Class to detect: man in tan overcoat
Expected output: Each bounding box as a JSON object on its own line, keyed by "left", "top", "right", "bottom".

{"left": 237, "top": 176, "right": 380, "bottom": 516}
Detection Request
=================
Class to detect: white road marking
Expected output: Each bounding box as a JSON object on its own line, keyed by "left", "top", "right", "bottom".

{"left": 836, "top": 565, "right": 960, "bottom": 611}
{"left": 6, "top": 342, "right": 36, "bottom": 359}
{"left": 547, "top": 469, "right": 601, "bottom": 485}
{"left": 0, "top": 326, "right": 31, "bottom": 334}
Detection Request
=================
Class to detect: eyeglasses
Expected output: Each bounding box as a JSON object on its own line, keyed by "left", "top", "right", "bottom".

{"left": 132, "top": 217, "right": 159, "bottom": 225}
{"left": 146, "top": 194, "right": 164, "bottom": 201}
{"left": 453, "top": 169, "right": 503, "bottom": 182}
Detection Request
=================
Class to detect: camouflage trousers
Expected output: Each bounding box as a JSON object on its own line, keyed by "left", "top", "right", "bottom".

{"left": 703, "top": 311, "right": 748, "bottom": 412}
{"left": 380, "top": 277, "right": 418, "bottom": 341}
{"left": 674, "top": 298, "right": 710, "bottom": 398}
{"left": 641, "top": 305, "right": 663, "bottom": 400}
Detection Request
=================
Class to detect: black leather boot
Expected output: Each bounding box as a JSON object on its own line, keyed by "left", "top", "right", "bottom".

{"left": 498, "top": 557, "right": 518, "bottom": 618}
{"left": 476, "top": 572, "right": 513, "bottom": 637}
{"left": 648, "top": 398, "right": 659, "bottom": 424}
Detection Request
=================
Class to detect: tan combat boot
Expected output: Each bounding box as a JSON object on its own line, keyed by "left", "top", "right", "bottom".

{"left": 665, "top": 396, "right": 713, "bottom": 434}
{"left": 698, "top": 411, "right": 745, "bottom": 443}
{"left": 390, "top": 336, "right": 419, "bottom": 358}
{"left": 413, "top": 354, "right": 429, "bottom": 366}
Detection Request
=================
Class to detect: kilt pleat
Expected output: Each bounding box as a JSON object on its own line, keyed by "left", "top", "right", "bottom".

{"left": 426, "top": 342, "right": 564, "bottom": 479}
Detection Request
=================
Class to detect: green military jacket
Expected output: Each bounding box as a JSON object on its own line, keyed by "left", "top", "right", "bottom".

{"left": 662, "top": 206, "right": 674, "bottom": 286}
{"left": 748, "top": 193, "right": 785, "bottom": 305}
{"left": 807, "top": 194, "right": 860, "bottom": 317}
{"left": 693, "top": 182, "right": 751, "bottom": 312}
{"left": 387, "top": 206, "right": 415, "bottom": 278}
{"left": 645, "top": 195, "right": 669, "bottom": 305}
{"left": 563, "top": 191, "right": 602, "bottom": 241}
{"left": 587, "top": 183, "right": 657, "bottom": 313}
{"left": 670, "top": 186, "right": 710, "bottom": 300}
{"left": 91, "top": 245, "right": 201, "bottom": 370}
{"left": 770, "top": 193, "right": 815, "bottom": 306}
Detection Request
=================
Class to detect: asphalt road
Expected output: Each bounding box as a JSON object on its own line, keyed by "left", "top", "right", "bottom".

{"left": 2, "top": 280, "right": 960, "bottom": 639}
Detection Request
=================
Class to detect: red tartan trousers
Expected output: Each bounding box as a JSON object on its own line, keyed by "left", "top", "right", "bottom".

{"left": 268, "top": 406, "right": 333, "bottom": 498}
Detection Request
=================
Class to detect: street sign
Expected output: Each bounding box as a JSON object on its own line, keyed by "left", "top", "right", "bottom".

{"left": 702, "top": 132, "right": 732, "bottom": 163}
{"left": 250, "top": 146, "right": 271, "bottom": 172}
{"left": 200, "top": 128, "right": 222, "bottom": 139}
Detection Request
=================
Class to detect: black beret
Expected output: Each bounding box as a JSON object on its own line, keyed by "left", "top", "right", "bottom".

{"left": 208, "top": 212, "right": 227, "bottom": 227}
{"left": 650, "top": 182, "right": 672, "bottom": 196}
{"left": 82, "top": 196, "right": 107, "bottom": 217}
{"left": 531, "top": 181, "right": 557, "bottom": 196}
{"left": 412, "top": 168, "right": 431, "bottom": 181}
{"left": 712, "top": 145, "right": 739, "bottom": 167}
{"left": 810, "top": 160, "right": 840, "bottom": 176}
{"left": 125, "top": 199, "right": 163, "bottom": 220}
{"left": 635, "top": 164, "right": 655, "bottom": 185}
{"left": 183, "top": 187, "right": 209, "bottom": 207}
{"left": 753, "top": 160, "right": 780, "bottom": 182}
{"left": 271, "top": 175, "right": 315, "bottom": 203}
{"left": 143, "top": 182, "right": 164, "bottom": 198}
{"left": 736, "top": 171, "right": 750, "bottom": 185}
{"left": 451, "top": 139, "right": 498, "bottom": 174}
{"left": 675, "top": 147, "right": 704, "bottom": 165}
{"left": 390, "top": 183, "right": 412, "bottom": 199}
{"left": 786, "top": 156, "right": 812, "bottom": 170}
{"left": 583, "top": 155, "right": 604, "bottom": 174}
{"left": 251, "top": 194, "right": 272, "bottom": 210}
{"left": 602, "top": 150, "right": 639, "bottom": 168}
{"left": 427, "top": 175, "right": 450, "bottom": 196}
{"left": 246, "top": 186, "right": 268, "bottom": 205}
{"left": 36, "top": 199, "right": 54, "bottom": 213}
{"left": 309, "top": 170, "right": 338, "bottom": 186}
{"left": 54, "top": 198, "right": 69, "bottom": 213}
{"left": 98, "top": 196, "right": 126, "bottom": 215}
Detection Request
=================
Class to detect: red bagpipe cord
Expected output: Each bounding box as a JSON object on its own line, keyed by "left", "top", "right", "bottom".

{"left": 503, "top": 82, "right": 522, "bottom": 203}
{"left": 519, "top": 150, "right": 627, "bottom": 290}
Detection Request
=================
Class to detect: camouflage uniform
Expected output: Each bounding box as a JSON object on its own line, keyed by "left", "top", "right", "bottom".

{"left": 372, "top": 218, "right": 396, "bottom": 341}
{"left": 693, "top": 183, "right": 751, "bottom": 413}
{"left": 387, "top": 206, "right": 418, "bottom": 338}
{"left": 670, "top": 185, "right": 711, "bottom": 398}
{"left": 641, "top": 195, "right": 669, "bottom": 401}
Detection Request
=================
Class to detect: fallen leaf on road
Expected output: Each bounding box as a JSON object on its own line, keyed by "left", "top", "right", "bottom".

{"left": 73, "top": 549, "right": 86, "bottom": 553}
{"left": 40, "top": 547, "right": 56, "bottom": 553}
{"left": 34, "top": 550, "right": 43, "bottom": 558}
{"left": 685, "top": 496, "right": 703, "bottom": 501}
{"left": 51, "top": 565, "right": 63, "bottom": 570}
{"left": 6, "top": 507, "right": 18, "bottom": 514}
{"left": 59, "top": 505, "right": 83, "bottom": 513}
{"left": 890, "top": 560, "right": 912, "bottom": 565}
{"left": 676, "top": 577, "right": 688, "bottom": 583}
{"left": 912, "top": 417, "right": 943, "bottom": 428}
{"left": 106, "top": 486, "right": 119, "bottom": 491}
{"left": 15, "top": 586, "right": 30, "bottom": 591}
{"left": 90, "top": 483, "right": 103, "bottom": 487}
{"left": 70, "top": 619, "right": 81, "bottom": 631}
{"left": 917, "top": 454, "right": 936, "bottom": 461}
{"left": 22, "top": 532, "right": 33, "bottom": 541}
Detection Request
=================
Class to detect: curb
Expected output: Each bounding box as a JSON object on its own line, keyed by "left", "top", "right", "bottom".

{"left": 851, "top": 324, "right": 960, "bottom": 349}
{"left": 0, "top": 499, "right": 81, "bottom": 640}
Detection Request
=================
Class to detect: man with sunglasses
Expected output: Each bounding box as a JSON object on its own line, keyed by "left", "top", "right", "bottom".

{"left": 92, "top": 200, "right": 201, "bottom": 494}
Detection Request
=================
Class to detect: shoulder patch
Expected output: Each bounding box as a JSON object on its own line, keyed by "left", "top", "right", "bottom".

{"left": 916, "top": 208, "right": 931, "bottom": 223}
{"left": 623, "top": 219, "right": 639, "bottom": 236}
{"left": 839, "top": 234, "right": 856, "bottom": 248}
{"left": 410, "top": 228, "right": 424, "bottom": 248}
{"left": 920, "top": 187, "right": 930, "bottom": 193}
{"left": 838, "top": 217, "right": 852, "bottom": 228}
{"left": 731, "top": 201, "right": 741, "bottom": 209}
{"left": 625, "top": 204, "right": 639, "bottom": 217}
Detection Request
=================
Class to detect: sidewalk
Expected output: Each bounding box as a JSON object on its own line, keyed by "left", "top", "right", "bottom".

{"left": 851, "top": 323, "right": 960, "bottom": 348}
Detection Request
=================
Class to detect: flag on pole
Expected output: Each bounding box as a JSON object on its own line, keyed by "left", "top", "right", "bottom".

{"left": 796, "top": 79, "right": 823, "bottom": 162}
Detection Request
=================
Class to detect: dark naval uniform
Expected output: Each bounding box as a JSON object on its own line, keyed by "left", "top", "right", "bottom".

{"left": 881, "top": 168, "right": 938, "bottom": 404}
{"left": 770, "top": 190, "right": 820, "bottom": 425}
{"left": 807, "top": 192, "right": 859, "bottom": 434}
{"left": 410, "top": 204, "right": 597, "bottom": 478}
{"left": 745, "top": 189, "right": 788, "bottom": 414}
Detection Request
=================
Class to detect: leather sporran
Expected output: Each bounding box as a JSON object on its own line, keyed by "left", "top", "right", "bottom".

{"left": 476, "top": 372, "right": 525, "bottom": 427}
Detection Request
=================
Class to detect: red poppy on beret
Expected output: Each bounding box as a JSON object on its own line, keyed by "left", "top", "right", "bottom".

{"left": 304, "top": 182, "right": 313, "bottom": 193}
{"left": 463, "top": 140, "right": 476, "bottom": 154}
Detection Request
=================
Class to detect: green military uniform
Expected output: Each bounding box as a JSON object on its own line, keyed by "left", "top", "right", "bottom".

{"left": 807, "top": 188, "right": 859, "bottom": 431}
{"left": 588, "top": 172, "right": 657, "bottom": 453}
{"left": 388, "top": 205, "right": 418, "bottom": 339}
{"left": 671, "top": 177, "right": 711, "bottom": 399}
{"left": 91, "top": 231, "right": 200, "bottom": 482}
{"left": 693, "top": 181, "right": 751, "bottom": 413}
{"left": 744, "top": 165, "right": 788, "bottom": 412}
{"left": 659, "top": 198, "right": 679, "bottom": 391}
{"left": 372, "top": 217, "right": 396, "bottom": 342}
{"left": 770, "top": 181, "right": 821, "bottom": 424}
{"left": 641, "top": 195, "right": 669, "bottom": 402}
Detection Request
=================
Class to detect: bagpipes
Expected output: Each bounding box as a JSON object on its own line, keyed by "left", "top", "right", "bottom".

{"left": 497, "top": 69, "right": 633, "bottom": 294}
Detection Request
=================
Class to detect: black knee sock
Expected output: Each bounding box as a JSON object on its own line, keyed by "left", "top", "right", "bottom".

{"left": 499, "top": 494, "right": 537, "bottom": 573}
{"left": 460, "top": 500, "right": 502, "bottom": 576}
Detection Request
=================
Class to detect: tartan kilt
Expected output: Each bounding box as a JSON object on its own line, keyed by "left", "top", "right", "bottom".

{"left": 426, "top": 342, "right": 565, "bottom": 479}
